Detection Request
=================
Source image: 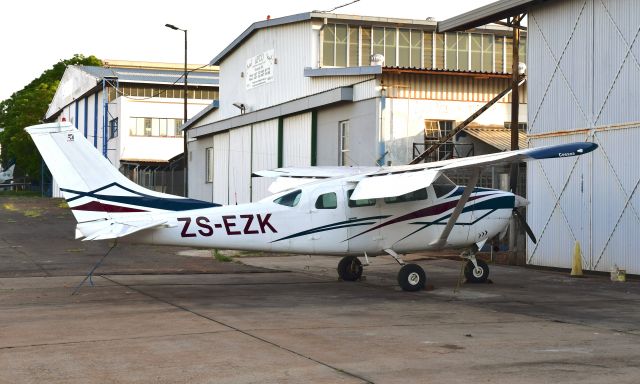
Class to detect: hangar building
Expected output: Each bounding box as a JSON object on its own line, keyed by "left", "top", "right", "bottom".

{"left": 46, "top": 60, "right": 219, "bottom": 195}
{"left": 185, "top": 12, "right": 528, "bottom": 204}
{"left": 441, "top": 0, "right": 640, "bottom": 274}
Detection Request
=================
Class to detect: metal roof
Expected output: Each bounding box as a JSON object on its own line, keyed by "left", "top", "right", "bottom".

{"left": 77, "top": 65, "right": 219, "bottom": 86}
{"left": 463, "top": 125, "right": 528, "bottom": 151}
{"left": 382, "top": 66, "right": 512, "bottom": 78}
{"left": 438, "top": 0, "right": 551, "bottom": 32}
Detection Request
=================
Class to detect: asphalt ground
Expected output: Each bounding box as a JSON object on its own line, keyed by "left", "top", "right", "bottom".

{"left": 1, "top": 195, "right": 640, "bottom": 383}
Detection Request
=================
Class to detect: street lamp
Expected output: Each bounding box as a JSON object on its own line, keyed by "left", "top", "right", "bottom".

{"left": 165, "top": 23, "right": 188, "bottom": 196}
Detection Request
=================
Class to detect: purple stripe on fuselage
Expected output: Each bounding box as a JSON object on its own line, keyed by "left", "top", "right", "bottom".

{"left": 71, "top": 201, "right": 147, "bottom": 213}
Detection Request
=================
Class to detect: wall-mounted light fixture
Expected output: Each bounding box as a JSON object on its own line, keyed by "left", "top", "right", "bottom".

{"left": 233, "top": 102, "right": 246, "bottom": 115}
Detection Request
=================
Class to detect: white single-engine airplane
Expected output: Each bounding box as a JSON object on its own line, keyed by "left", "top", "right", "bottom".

{"left": 26, "top": 122, "right": 597, "bottom": 291}
{"left": 0, "top": 162, "right": 15, "bottom": 184}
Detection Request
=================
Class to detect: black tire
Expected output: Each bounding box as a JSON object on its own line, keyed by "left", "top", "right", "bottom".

{"left": 464, "top": 259, "right": 490, "bottom": 283}
{"left": 397, "top": 264, "right": 426, "bottom": 292}
{"left": 337, "top": 256, "right": 363, "bottom": 281}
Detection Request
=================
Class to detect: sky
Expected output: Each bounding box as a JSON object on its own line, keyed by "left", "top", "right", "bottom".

{"left": 0, "top": 0, "right": 495, "bottom": 101}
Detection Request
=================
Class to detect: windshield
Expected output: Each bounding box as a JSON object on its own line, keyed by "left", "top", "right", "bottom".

{"left": 273, "top": 189, "right": 302, "bottom": 207}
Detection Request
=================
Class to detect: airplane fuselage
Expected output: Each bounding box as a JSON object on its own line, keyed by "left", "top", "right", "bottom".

{"left": 125, "top": 180, "right": 515, "bottom": 256}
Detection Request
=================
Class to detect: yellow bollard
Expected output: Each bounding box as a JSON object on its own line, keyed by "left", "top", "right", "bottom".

{"left": 570, "top": 241, "right": 584, "bottom": 277}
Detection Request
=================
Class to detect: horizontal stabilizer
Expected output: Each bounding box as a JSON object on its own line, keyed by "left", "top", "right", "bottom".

{"left": 78, "top": 219, "right": 169, "bottom": 241}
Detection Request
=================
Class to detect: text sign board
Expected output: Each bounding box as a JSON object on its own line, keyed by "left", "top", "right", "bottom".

{"left": 246, "top": 50, "right": 274, "bottom": 90}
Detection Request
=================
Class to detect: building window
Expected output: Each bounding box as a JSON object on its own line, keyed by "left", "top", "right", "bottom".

{"left": 129, "top": 117, "right": 185, "bottom": 137}
{"left": 425, "top": 120, "right": 455, "bottom": 161}
{"left": 339, "top": 120, "right": 350, "bottom": 166}
{"left": 504, "top": 122, "right": 528, "bottom": 132}
{"left": 320, "top": 24, "right": 525, "bottom": 73}
{"left": 205, "top": 147, "right": 213, "bottom": 183}
{"left": 109, "top": 118, "right": 119, "bottom": 139}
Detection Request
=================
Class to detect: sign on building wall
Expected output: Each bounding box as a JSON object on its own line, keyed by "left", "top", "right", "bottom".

{"left": 245, "top": 49, "right": 274, "bottom": 90}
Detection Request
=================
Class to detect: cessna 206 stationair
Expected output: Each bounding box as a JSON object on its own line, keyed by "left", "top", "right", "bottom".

{"left": 26, "top": 122, "right": 597, "bottom": 291}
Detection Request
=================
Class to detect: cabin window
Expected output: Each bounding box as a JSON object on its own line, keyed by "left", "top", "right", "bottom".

{"left": 432, "top": 175, "right": 456, "bottom": 198}
{"left": 315, "top": 192, "right": 338, "bottom": 209}
{"left": 347, "top": 189, "right": 376, "bottom": 207}
{"left": 274, "top": 189, "right": 302, "bottom": 207}
{"left": 384, "top": 188, "right": 428, "bottom": 204}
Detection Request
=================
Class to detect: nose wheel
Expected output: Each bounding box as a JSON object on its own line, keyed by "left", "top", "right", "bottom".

{"left": 337, "top": 256, "right": 363, "bottom": 281}
{"left": 464, "top": 258, "right": 490, "bottom": 283}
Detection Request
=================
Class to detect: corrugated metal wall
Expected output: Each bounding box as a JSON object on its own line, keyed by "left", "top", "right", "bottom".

{"left": 527, "top": 0, "right": 640, "bottom": 274}
{"left": 229, "top": 125, "right": 252, "bottom": 204}
{"left": 213, "top": 132, "right": 230, "bottom": 204}
{"left": 251, "top": 119, "right": 279, "bottom": 201}
{"left": 283, "top": 113, "right": 312, "bottom": 166}
{"left": 382, "top": 73, "right": 527, "bottom": 103}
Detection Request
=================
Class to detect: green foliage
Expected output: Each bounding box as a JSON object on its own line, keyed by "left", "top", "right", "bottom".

{"left": 0, "top": 54, "right": 102, "bottom": 181}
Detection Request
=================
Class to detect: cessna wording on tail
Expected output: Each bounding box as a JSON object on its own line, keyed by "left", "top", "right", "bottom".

{"left": 26, "top": 122, "right": 597, "bottom": 291}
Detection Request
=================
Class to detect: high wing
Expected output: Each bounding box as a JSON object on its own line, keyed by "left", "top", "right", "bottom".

{"left": 350, "top": 142, "right": 598, "bottom": 200}
{"left": 252, "top": 166, "right": 379, "bottom": 194}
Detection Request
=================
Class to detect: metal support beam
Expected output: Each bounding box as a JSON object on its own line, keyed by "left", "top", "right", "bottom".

{"left": 410, "top": 78, "right": 526, "bottom": 165}
{"left": 430, "top": 168, "right": 481, "bottom": 249}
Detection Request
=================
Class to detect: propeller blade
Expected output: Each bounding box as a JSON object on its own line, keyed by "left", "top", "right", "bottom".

{"left": 513, "top": 209, "right": 537, "bottom": 244}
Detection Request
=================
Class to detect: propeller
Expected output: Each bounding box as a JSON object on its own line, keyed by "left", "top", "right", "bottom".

{"left": 512, "top": 208, "right": 537, "bottom": 244}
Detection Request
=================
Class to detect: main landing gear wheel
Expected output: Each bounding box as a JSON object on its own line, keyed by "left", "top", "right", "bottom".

{"left": 397, "top": 264, "right": 426, "bottom": 292}
{"left": 337, "top": 256, "right": 363, "bottom": 281}
{"left": 464, "top": 259, "right": 490, "bottom": 284}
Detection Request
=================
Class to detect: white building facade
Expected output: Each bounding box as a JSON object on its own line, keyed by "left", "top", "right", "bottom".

{"left": 441, "top": 0, "right": 640, "bottom": 274}
{"left": 186, "top": 13, "right": 527, "bottom": 205}
{"left": 46, "top": 60, "right": 218, "bottom": 195}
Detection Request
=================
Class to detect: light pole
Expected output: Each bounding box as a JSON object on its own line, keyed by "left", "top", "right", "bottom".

{"left": 165, "top": 23, "right": 188, "bottom": 196}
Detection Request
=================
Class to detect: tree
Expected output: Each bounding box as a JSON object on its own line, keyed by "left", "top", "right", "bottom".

{"left": 0, "top": 54, "right": 102, "bottom": 181}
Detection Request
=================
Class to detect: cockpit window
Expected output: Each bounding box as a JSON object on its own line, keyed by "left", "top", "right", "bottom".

{"left": 274, "top": 189, "right": 302, "bottom": 207}
{"left": 432, "top": 174, "right": 457, "bottom": 198}
{"left": 384, "top": 188, "right": 428, "bottom": 204}
{"left": 315, "top": 192, "right": 338, "bottom": 209}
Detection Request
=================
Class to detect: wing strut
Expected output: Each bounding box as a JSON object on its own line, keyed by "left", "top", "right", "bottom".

{"left": 430, "top": 168, "right": 481, "bottom": 249}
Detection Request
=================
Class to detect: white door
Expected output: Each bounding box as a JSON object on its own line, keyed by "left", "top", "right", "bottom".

{"left": 309, "top": 184, "right": 348, "bottom": 254}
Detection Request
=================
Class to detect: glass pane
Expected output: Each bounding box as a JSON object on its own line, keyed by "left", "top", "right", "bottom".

{"left": 159, "top": 119, "right": 168, "bottom": 136}
{"left": 144, "top": 118, "right": 152, "bottom": 136}
{"left": 495, "top": 36, "right": 504, "bottom": 72}
{"left": 482, "top": 34, "right": 494, "bottom": 72}
{"left": 384, "top": 188, "right": 428, "bottom": 204}
{"left": 315, "top": 192, "right": 337, "bottom": 209}
{"left": 322, "top": 24, "right": 335, "bottom": 66}
{"left": 372, "top": 27, "right": 384, "bottom": 56}
{"left": 434, "top": 33, "right": 444, "bottom": 69}
{"left": 457, "top": 33, "right": 469, "bottom": 71}
{"left": 445, "top": 32, "right": 456, "bottom": 70}
{"left": 519, "top": 36, "right": 526, "bottom": 64}
{"left": 384, "top": 28, "right": 396, "bottom": 66}
{"left": 335, "top": 24, "right": 348, "bottom": 67}
{"left": 505, "top": 36, "right": 513, "bottom": 73}
{"left": 347, "top": 190, "right": 376, "bottom": 207}
{"left": 348, "top": 26, "right": 359, "bottom": 66}
{"left": 274, "top": 189, "right": 302, "bottom": 207}
{"left": 410, "top": 30, "right": 422, "bottom": 68}
{"left": 151, "top": 118, "right": 160, "bottom": 136}
{"left": 129, "top": 118, "right": 137, "bottom": 136}
{"left": 470, "top": 34, "right": 482, "bottom": 71}
{"left": 423, "top": 32, "right": 433, "bottom": 68}
{"left": 361, "top": 27, "right": 371, "bottom": 65}
{"left": 398, "top": 29, "right": 410, "bottom": 67}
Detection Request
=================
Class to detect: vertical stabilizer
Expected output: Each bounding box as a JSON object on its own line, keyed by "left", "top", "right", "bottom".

{"left": 25, "top": 122, "right": 218, "bottom": 223}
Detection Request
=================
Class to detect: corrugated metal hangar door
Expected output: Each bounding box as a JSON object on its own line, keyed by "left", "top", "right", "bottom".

{"left": 212, "top": 132, "right": 230, "bottom": 205}
{"left": 527, "top": 0, "right": 640, "bottom": 274}
{"left": 251, "top": 119, "right": 279, "bottom": 201}
{"left": 283, "top": 112, "right": 312, "bottom": 166}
